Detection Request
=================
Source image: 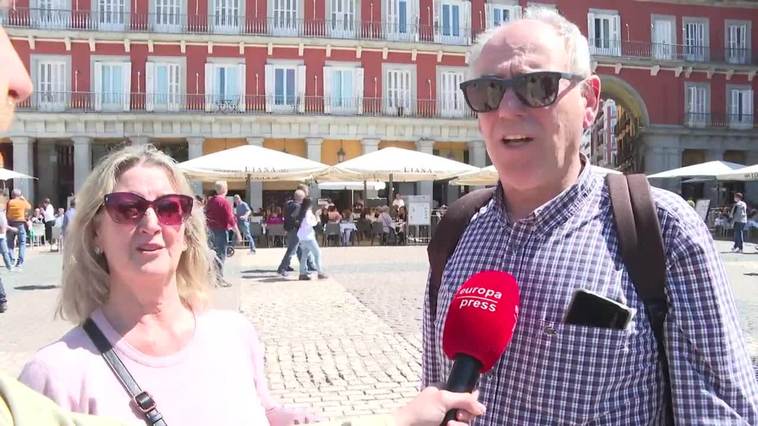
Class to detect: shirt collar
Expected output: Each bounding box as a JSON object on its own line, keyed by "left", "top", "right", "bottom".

{"left": 493, "top": 154, "right": 600, "bottom": 231}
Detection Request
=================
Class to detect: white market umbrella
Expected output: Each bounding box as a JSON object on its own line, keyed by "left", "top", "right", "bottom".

{"left": 647, "top": 160, "right": 745, "bottom": 179}
{"left": 450, "top": 164, "right": 621, "bottom": 186}
{"left": 0, "top": 168, "right": 35, "bottom": 180}
{"left": 716, "top": 164, "right": 758, "bottom": 181}
{"left": 321, "top": 147, "right": 479, "bottom": 182}
{"left": 318, "top": 181, "right": 385, "bottom": 191}
{"left": 319, "top": 147, "right": 478, "bottom": 206}
{"left": 178, "top": 144, "right": 329, "bottom": 182}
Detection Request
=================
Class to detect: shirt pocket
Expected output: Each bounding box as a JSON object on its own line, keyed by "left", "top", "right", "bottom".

{"left": 520, "top": 319, "right": 636, "bottom": 424}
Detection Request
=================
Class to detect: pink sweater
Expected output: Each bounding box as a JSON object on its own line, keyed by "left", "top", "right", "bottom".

{"left": 18, "top": 309, "right": 287, "bottom": 425}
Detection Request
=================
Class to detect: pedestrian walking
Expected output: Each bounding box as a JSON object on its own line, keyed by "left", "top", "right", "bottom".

{"left": 276, "top": 184, "right": 315, "bottom": 276}
{"left": 233, "top": 194, "right": 256, "bottom": 254}
{"left": 731, "top": 192, "right": 748, "bottom": 253}
{"left": 204, "top": 181, "right": 241, "bottom": 286}
{"left": 5, "top": 188, "right": 31, "bottom": 268}
{"left": 295, "top": 196, "right": 327, "bottom": 281}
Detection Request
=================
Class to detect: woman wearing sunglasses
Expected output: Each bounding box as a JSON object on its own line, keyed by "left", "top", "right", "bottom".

{"left": 12, "top": 140, "right": 483, "bottom": 425}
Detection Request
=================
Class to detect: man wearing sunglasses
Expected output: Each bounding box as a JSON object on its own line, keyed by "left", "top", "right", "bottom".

{"left": 422, "top": 6, "right": 757, "bottom": 425}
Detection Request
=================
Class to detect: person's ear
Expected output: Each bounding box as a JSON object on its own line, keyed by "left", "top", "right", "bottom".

{"left": 582, "top": 76, "right": 602, "bottom": 130}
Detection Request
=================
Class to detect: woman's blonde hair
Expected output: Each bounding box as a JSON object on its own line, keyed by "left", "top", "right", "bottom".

{"left": 58, "top": 144, "right": 215, "bottom": 323}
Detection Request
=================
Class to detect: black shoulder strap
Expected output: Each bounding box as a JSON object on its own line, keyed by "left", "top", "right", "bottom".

{"left": 83, "top": 318, "right": 168, "bottom": 426}
{"left": 426, "top": 187, "right": 496, "bottom": 322}
{"left": 606, "top": 173, "right": 673, "bottom": 425}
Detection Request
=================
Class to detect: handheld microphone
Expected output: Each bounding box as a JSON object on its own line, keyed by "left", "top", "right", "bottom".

{"left": 440, "top": 271, "right": 520, "bottom": 425}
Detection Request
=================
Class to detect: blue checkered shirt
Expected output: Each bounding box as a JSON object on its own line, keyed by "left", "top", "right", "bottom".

{"left": 422, "top": 164, "right": 758, "bottom": 424}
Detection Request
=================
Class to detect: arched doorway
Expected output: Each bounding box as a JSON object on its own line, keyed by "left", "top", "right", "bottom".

{"left": 589, "top": 76, "right": 649, "bottom": 173}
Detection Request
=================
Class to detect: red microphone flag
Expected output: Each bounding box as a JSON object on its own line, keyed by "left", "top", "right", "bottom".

{"left": 442, "top": 270, "right": 520, "bottom": 373}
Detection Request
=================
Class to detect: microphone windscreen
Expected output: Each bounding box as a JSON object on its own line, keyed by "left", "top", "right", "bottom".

{"left": 441, "top": 270, "right": 520, "bottom": 373}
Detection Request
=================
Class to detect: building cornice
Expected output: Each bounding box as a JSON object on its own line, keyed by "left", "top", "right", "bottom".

{"left": 4, "top": 113, "right": 480, "bottom": 142}
{"left": 6, "top": 27, "right": 469, "bottom": 59}
{"left": 635, "top": 0, "right": 758, "bottom": 9}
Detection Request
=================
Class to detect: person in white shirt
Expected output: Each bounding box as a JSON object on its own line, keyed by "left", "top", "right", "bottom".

{"left": 41, "top": 198, "right": 56, "bottom": 247}
{"left": 295, "top": 192, "right": 327, "bottom": 281}
{"left": 392, "top": 193, "right": 405, "bottom": 210}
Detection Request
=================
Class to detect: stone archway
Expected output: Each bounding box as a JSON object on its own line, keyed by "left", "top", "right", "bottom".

{"left": 589, "top": 75, "right": 650, "bottom": 172}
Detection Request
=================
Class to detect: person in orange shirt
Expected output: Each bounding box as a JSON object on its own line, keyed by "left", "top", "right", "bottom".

{"left": 5, "top": 188, "right": 31, "bottom": 269}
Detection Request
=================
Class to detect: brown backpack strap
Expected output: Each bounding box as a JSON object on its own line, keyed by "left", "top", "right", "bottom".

{"left": 427, "top": 187, "right": 496, "bottom": 322}
{"left": 607, "top": 173, "right": 673, "bottom": 425}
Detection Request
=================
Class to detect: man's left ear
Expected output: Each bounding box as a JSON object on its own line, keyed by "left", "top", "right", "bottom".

{"left": 582, "top": 76, "right": 602, "bottom": 130}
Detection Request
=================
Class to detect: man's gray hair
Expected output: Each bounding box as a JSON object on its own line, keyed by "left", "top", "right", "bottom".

{"left": 11, "top": 189, "right": 21, "bottom": 197}
{"left": 214, "top": 180, "right": 228, "bottom": 194}
{"left": 468, "top": 6, "right": 592, "bottom": 78}
{"left": 294, "top": 189, "right": 306, "bottom": 202}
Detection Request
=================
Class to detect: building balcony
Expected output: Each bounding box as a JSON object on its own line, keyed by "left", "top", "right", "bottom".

{"left": 15, "top": 91, "right": 476, "bottom": 120}
{"left": 589, "top": 39, "right": 754, "bottom": 67}
{"left": 0, "top": 8, "right": 471, "bottom": 45}
{"left": 684, "top": 112, "right": 755, "bottom": 129}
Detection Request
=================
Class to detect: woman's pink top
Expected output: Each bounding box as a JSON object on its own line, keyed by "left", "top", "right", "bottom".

{"left": 18, "top": 309, "right": 290, "bottom": 425}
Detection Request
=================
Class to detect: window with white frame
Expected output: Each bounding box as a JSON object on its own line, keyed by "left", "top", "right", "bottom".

{"left": 33, "top": 0, "right": 70, "bottom": 29}
{"left": 271, "top": 0, "right": 298, "bottom": 36}
{"left": 212, "top": 0, "right": 241, "bottom": 33}
{"left": 438, "top": 69, "right": 464, "bottom": 117}
{"left": 96, "top": 0, "right": 127, "bottom": 30}
{"left": 385, "top": 67, "right": 413, "bottom": 116}
{"left": 683, "top": 19, "right": 708, "bottom": 62}
{"left": 486, "top": 2, "right": 520, "bottom": 30}
{"left": 265, "top": 63, "right": 305, "bottom": 113}
{"left": 205, "top": 63, "right": 245, "bottom": 111}
{"left": 728, "top": 87, "right": 753, "bottom": 127}
{"left": 434, "top": 0, "right": 470, "bottom": 45}
{"left": 146, "top": 61, "right": 182, "bottom": 111}
{"left": 329, "top": 0, "right": 357, "bottom": 38}
{"left": 385, "top": 0, "right": 417, "bottom": 41}
{"left": 587, "top": 10, "right": 620, "bottom": 56}
{"left": 93, "top": 60, "right": 131, "bottom": 111}
{"left": 152, "top": 0, "right": 182, "bottom": 32}
{"left": 685, "top": 83, "right": 709, "bottom": 127}
{"left": 651, "top": 16, "right": 675, "bottom": 60}
{"left": 726, "top": 21, "right": 750, "bottom": 65}
{"left": 324, "top": 66, "right": 364, "bottom": 114}
{"left": 33, "top": 57, "right": 68, "bottom": 111}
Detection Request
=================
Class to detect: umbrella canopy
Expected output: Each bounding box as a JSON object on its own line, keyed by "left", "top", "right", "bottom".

{"left": 320, "top": 147, "right": 478, "bottom": 182}
{"left": 0, "top": 168, "right": 36, "bottom": 180}
{"left": 647, "top": 160, "right": 745, "bottom": 179}
{"left": 317, "top": 181, "right": 386, "bottom": 191}
{"left": 178, "top": 145, "right": 330, "bottom": 182}
{"left": 716, "top": 164, "right": 758, "bottom": 181}
{"left": 450, "top": 164, "right": 621, "bottom": 186}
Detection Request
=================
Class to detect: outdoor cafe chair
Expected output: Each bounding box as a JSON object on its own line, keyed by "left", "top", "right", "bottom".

{"left": 323, "top": 222, "right": 342, "bottom": 246}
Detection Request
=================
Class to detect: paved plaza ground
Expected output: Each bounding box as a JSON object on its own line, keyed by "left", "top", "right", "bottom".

{"left": 0, "top": 240, "right": 756, "bottom": 421}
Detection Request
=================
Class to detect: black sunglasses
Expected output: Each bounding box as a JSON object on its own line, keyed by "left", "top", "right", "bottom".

{"left": 103, "top": 192, "right": 194, "bottom": 226}
{"left": 459, "top": 71, "right": 585, "bottom": 112}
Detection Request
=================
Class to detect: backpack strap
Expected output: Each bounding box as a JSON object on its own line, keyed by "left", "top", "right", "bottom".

{"left": 607, "top": 173, "right": 673, "bottom": 425}
{"left": 427, "top": 187, "right": 496, "bottom": 322}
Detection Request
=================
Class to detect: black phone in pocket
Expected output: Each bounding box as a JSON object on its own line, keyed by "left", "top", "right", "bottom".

{"left": 563, "top": 289, "right": 635, "bottom": 330}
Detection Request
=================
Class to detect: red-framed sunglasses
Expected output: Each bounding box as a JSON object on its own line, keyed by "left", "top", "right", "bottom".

{"left": 102, "top": 192, "right": 194, "bottom": 226}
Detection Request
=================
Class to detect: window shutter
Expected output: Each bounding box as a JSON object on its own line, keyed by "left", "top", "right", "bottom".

{"left": 355, "top": 67, "right": 364, "bottom": 115}
{"left": 122, "top": 62, "right": 132, "bottom": 111}
{"left": 297, "top": 64, "right": 306, "bottom": 113}
{"left": 264, "top": 64, "right": 273, "bottom": 112}
{"left": 205, "top": 63, "right": 213, "bottom": 112}
{"left": 462, "top": 0, "right": 471, "bottom": 43}
{"left": 433, "top": 0, "right": 441, "bottom": 43}
{"left": 323, "top": 66, "right": 332, "bottom": 114}
{"left": 94, "top": 62, "right": 102, "bottom": 111}
{"left": 411, "top": 0, "right": 419, "bottom": 42}
{"left": 611, "top": 14, "right": 621, "bottom": 55}
{"left": 587, "top": 12, "right": 595, "bottom": 48}
{"left": 145, "top": 62, "right": 155, "bottom": 111}
{"left": 485, "top": 4, "right": 494, "bottom": 30}
{"left": 238, "top": 63, "right": 246, "bottom": 112}
{"left": 746, "top": 90, "right": 754, "bottom": 118}
{"left": 54, "top": 62, "right": 66, "bottom": 105}
{"left": 512, "top": 5, "right": 521, "bottom": 20}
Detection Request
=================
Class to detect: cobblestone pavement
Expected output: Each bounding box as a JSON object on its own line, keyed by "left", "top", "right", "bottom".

{"left": 0, "top": 240, "right": 756, "bottom": 422}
